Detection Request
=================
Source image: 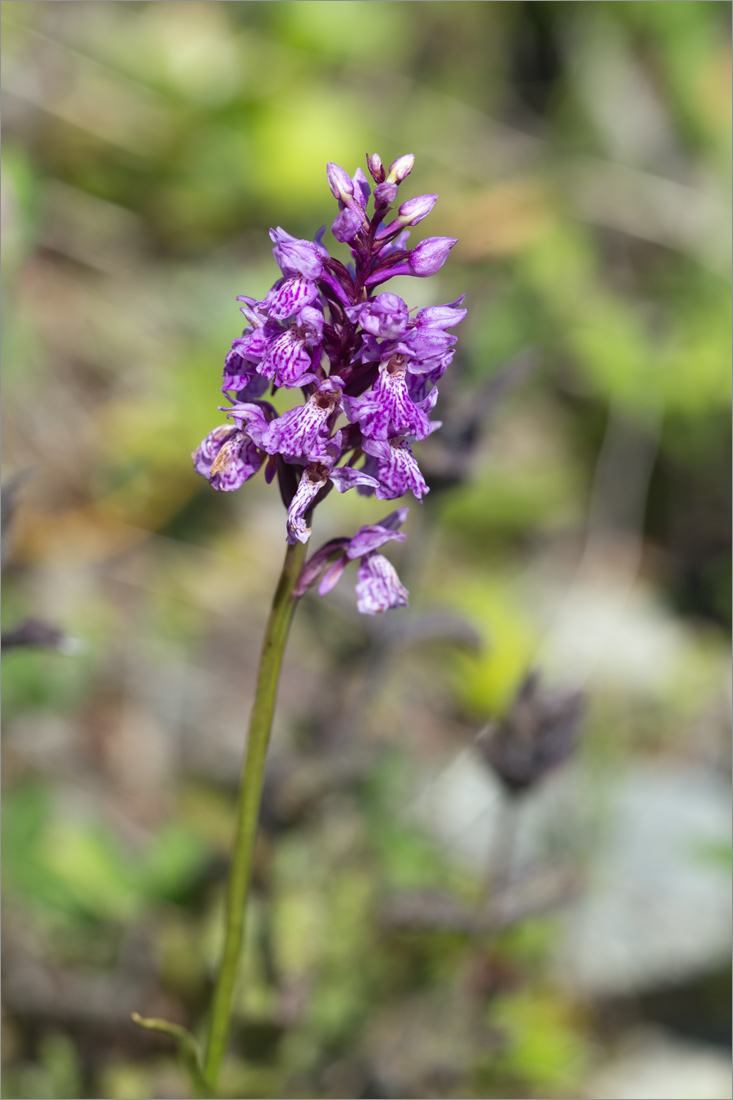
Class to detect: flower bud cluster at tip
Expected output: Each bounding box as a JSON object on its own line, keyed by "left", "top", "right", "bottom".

{"left": 193, "top": 153, "right": 466, "bottom": 614}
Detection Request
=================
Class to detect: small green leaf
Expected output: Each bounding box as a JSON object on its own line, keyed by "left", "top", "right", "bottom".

{"left": 131, "top": 1013, "right": 213, "bottom": 1099}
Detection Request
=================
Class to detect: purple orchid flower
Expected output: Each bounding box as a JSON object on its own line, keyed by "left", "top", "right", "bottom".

{"left": 270, "top": 227, "right": 324, "bottom": 281}
{"left": 355, "top": 554, "right": 409, "bottom": 615}
{"left": 286, "top": 459, "right": 379, "bottom": 545}
{"left": 406, "top": 351, "right": 454, "bottom": 402}
{"left": 192, "top": 425, "right": 264, "bottom": 492}
{"left": 295, "top": 509, "right": 409, "bottom": 614}
{"left": 405, "top": 297, "right": 467, "bottom": 365}
{"left": 258, "top": 305, "right": 324, "bottom": 388}
{"left": 194, "top": 153, "right": 464, "bottom": 611}
{"left": 222, "top": 340, "right": 270, "bottom": 397}
{"left": 267, "top": 228, "right": 324, "bottom": 320}
{"left": 373, "top": 153, "right": 415, "bottom": 205}
{"left": 343, "top": 354, "right": 435, "bottom": 442}
{"left": 345, "top": 293, "right": 410, "bottom": 341}
{"left": 262, "top": 377, "right": 345, "bottom": 461}
{"left": 360, "top": 436, "right": 430, "bottom": 501}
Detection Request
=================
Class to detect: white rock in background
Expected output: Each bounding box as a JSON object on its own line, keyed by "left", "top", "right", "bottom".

{"left": 538, "top": 577, "right": 692, "bottom": 695}
{"left": 585, "top": 1029, "right": 733, "bottom": 1100}
{"left": 552, "top": 761, "right": 731, "bottom": 996}
{"left": 408, "top": 748, "right": 504, "bottom": 870}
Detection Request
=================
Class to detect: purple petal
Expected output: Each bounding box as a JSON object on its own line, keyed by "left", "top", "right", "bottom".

{"left": 331, "top": 206, "right": 363, "bottom": 243}
{"left": 262, "top": 377, "right": 343, "bottom": 460}
{"left": 352, "top": 167, "right": 371, "bottom": 209}
{"left": 366, "top": 237, "right": 457, "bottom": 285}
{"left": 387, "top": 154, "right": 415, "bottom": 183}
{"left": 376, "top": 195, "right": 438, "bottom": 240}
{"left": 379, "top": 506, "right": 410, "bottom": 530}
{"left": 220, "top": 402, "right": 271, "bottom": 448}
{"left": 314, "top": 225, "right": 330, "bottom": 257}
{"left": 416, "top": 303, "right": 467, "bottom": 328}
{"left": 374, "top": 180, "right": 399, "bottom": 205}
{"left": 318, "top": 555, "right": 347, "bottom": 595}
{"left": 328, "top": 466, "right": 381, "bottom": 493}
{"left": 260, "top": 311, "right": 323, "bottom": 388}
{"left": 267, "top": 276, "right": 319, "bottom": 321}
{"left": 193, "top": 427, "right": 263, "bottom": 492}
{"left": 406, "top": 353, "right": 453, "bottom": 403}
{"left": 361, "top": 436, "right": 392, "bottom": 462}
{"left": 233, "top": 328, "right": 272, "bottom": 360}
{"left": 270, "top": 228, "right": 324, "bottom": 280}
{"left": 409, "top": 237, "right": 457, "bottom": 276}
{"left": 264, "top": 453, "right": 278, "bottom": 484}
{"left": 397, "top": 193, "right": 437, "bottom": 225}
{"left": 235, "top": 374, "right": 270, "bottom": 400}
{"left": 326, "top": 163, "right": 354, "bottom": 200}
{"left": 263, "top": 403, "right": 327, "bottom": 459}
{"left": 222, "top": 344, "right": 270, "bottom": 395}
{"left": 286, "top": 465, "right": 329, "bottom": 544}
{"left": 346, "top": 523, "right": 406, "bottom": 559}
{"left": 294, "top": 537, "right": 350, "bottom": 596}
{"left": 346, "top": 293, "right": 409, "bottom": 340}
{"left": 405, "top": 329, "right": 457, "bottom": 361}
{"left": 346, "top": 357, "right": 433, "bottom": 442}
{"left": 362, "top": 437, "right": 429, "bottom": 501}
{"left": 366, "top": 152, "right": 385, "bottom": 183}
{"left": 355, "top": 553, "right": 409, "bottom": 615}
{"left": 192, "top": 425, "right": 237, "bottom": 476}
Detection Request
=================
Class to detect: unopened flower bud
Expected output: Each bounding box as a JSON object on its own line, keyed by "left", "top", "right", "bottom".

{"left": 374, "top": 194, "right": 437, "bottom": 241}
{"left": 332, "top": 205, "right": 362, "bottom": 243}
{"left": 387, "top": 153, "right": 415, "bottom": 184}
{"left": 408, "top": 236, "right": 457, "bottom": 276}
{"left": 374, "top": 180, "right": 399, "bottom": 205}
{"left": 366, "top": 152, "right": 385, "bottom": 184}
{"left": 398, "top": 193, "right": 438, "bottom": 226}
{"left": 326, "top": 162, "right": 354, "bottom": 202}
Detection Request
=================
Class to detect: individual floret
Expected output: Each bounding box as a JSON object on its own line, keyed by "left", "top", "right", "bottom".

{"left": 192, "top": 425, "right": 264, "bottom": 492}
{"left": 295, "top": 509, "right": 409, "bottom": 614}
{"left": 262, "top": 377, "right": 345, "bottom": 461}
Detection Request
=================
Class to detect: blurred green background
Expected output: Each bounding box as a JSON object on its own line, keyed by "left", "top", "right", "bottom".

{"left": 2, "top": 3, "right": 731, "bottom": 1098}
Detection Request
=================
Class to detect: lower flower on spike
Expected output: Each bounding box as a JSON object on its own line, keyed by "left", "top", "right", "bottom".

{"left": 286, "top": 461, "right": 380, "bottom": 545}
{"left": 356, "top": 553, "right": 409, "bottom": 614}
{"left": 294, "top": 509, "right": 409, "bottom": 612}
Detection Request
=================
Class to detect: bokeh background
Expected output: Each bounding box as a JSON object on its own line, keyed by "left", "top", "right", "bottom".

{"left": 2, "top": 3, "right": 731, "bottom": 1098}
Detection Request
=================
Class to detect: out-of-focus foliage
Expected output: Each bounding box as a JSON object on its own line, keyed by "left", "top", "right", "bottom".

{"left": 2, "top": 3, "right": 730, "bottom": 1099}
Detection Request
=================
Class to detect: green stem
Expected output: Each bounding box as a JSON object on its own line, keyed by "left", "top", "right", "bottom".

{"left": 204, "top": 539, "right": 306, "bottom": 1088}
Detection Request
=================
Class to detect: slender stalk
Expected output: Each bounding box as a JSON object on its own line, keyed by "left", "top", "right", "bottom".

{"left": 204, "top": 539, "right": 306, "bottom": 1087}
